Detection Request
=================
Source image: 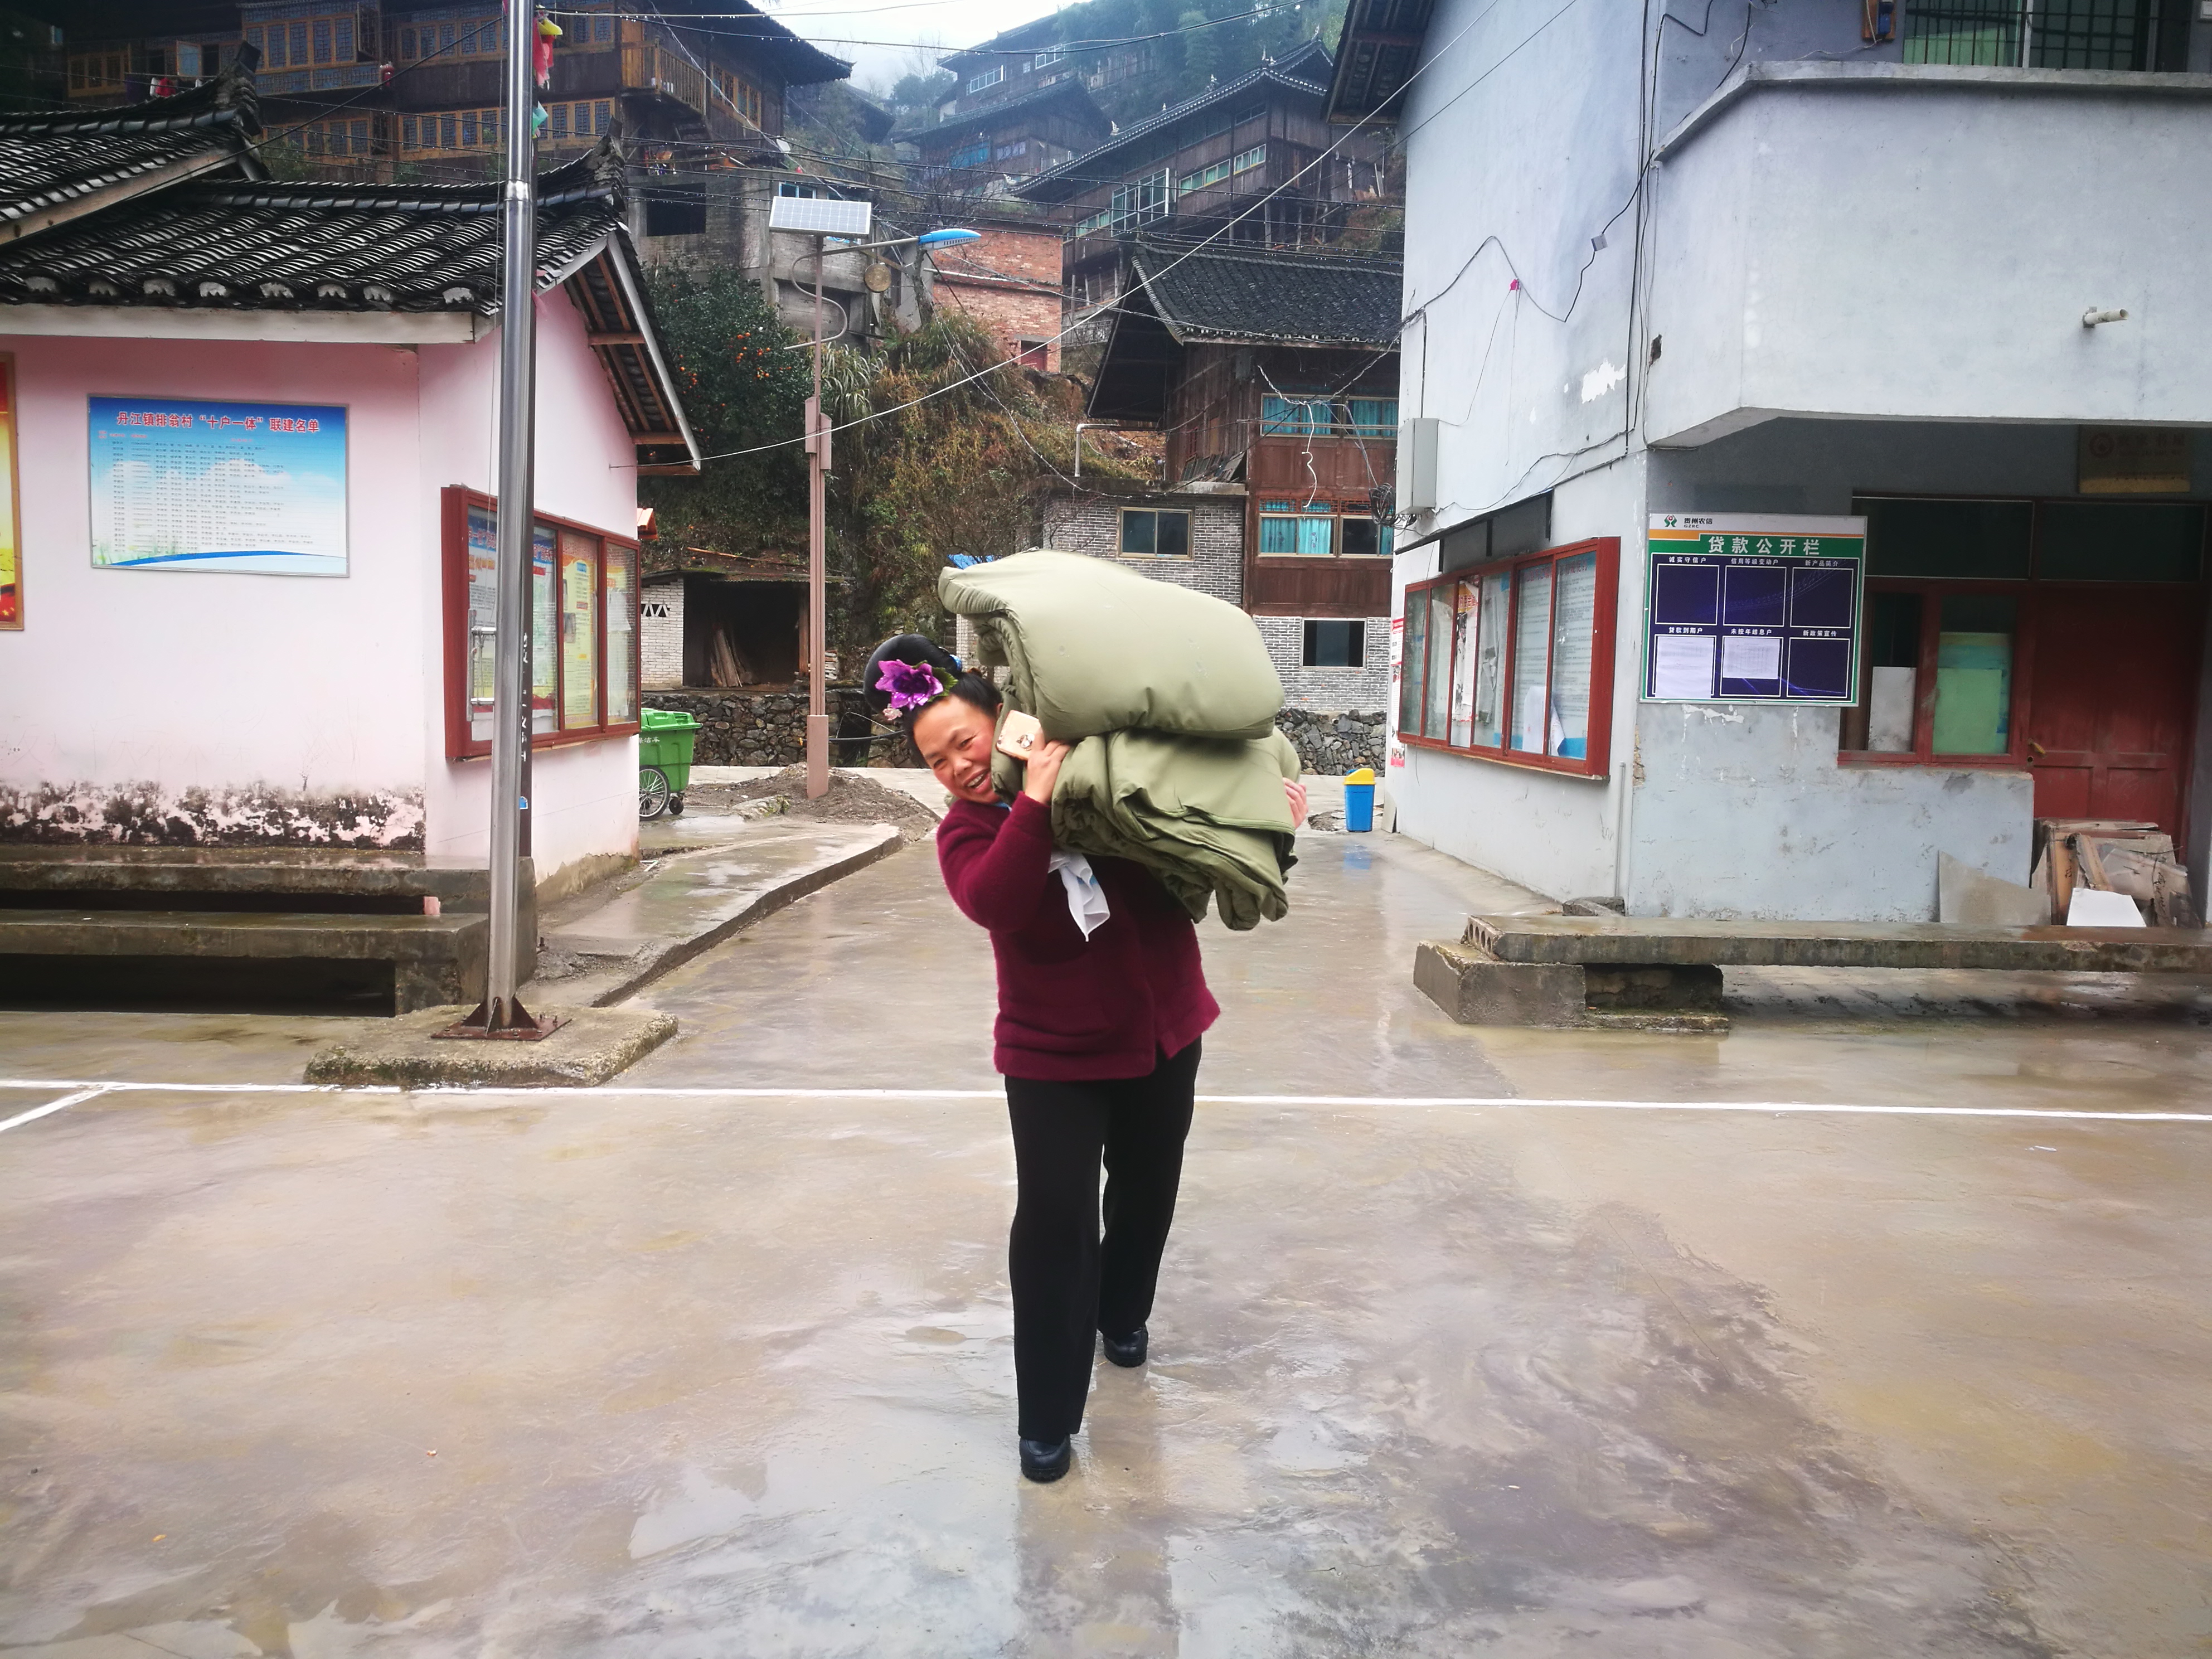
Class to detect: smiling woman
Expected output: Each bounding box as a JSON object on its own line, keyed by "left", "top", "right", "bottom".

{"left": 862, "top": 629, "right": 1224, "bottom": 1488}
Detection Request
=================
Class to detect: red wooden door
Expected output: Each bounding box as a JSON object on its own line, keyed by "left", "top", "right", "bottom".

{"left": 2025, "top": 588, "right": 2202, "bottom": 835}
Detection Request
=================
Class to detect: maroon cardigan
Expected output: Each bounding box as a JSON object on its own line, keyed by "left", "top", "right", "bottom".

{"left": 936, "top": 793, "right": 1218, "bottom": 1081}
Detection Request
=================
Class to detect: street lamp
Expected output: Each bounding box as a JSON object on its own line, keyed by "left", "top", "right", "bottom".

{"left": 767, "top": 197, "right": 977, "bottom": 799}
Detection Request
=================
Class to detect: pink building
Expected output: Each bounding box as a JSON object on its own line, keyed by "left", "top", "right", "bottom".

{"left": 0, "top": 78, "right": 697, "bottom": 901}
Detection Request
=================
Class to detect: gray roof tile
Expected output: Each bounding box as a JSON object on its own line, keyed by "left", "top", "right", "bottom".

{"left": 1131, "top": 237, "right": 1403, "bottom": 347}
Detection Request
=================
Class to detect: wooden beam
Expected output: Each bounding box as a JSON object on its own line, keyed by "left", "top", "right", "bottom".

{"left": 590, "top": 330, "right": 648, "bottom": 345}
{"left": 632, "top": 431, "right": 689, "bottom": 444}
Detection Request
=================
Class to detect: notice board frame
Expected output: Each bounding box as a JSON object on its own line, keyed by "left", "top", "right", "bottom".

{"left": 1641, "top": 513, "right": 1866, "bottom": 706}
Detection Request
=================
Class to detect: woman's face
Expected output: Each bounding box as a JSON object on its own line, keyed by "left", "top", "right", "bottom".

{"left": 911, "top": 698, "right": 1000, "bottom": 804}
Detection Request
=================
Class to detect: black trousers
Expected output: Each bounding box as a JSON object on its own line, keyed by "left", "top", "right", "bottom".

{"left": 1003, "top": 1039, "right": 1200, "bottom": 1440}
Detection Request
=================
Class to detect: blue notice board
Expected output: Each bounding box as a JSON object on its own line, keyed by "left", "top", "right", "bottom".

{"left": 1642, "top": 514, "right": 1865, "bottom": 704}
{"left": 89, "top": 396, "right": 348, "bottom": 576}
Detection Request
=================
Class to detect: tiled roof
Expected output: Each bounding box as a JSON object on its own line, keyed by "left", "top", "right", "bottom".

{"left": 0, "top": 147, "right": 625, "bottom": 313}
{"left": 0, "top": 68, "right": 263, "bottom": 231}
{"left": 1325, "top": 0, "right": 1437, "bottom": 123}
{"left": 910, "top": 77, "right": 1108, "bottom": 152}
{"left": 1130, "top": 239, "right": 1403, "bottom": 347}
{"left": 1013, "top": 38, "right": 1334, "bottom": 205}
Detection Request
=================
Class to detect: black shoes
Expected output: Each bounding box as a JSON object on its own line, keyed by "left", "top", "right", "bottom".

{"left": 1019, "top": 1436, "right": 1073, "bottom": 1483}
{"left": 1100, "top": 1325, "right": 1147, "bottom": 1368}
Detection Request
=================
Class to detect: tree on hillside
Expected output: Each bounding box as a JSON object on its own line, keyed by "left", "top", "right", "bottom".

{"left": 635, "top": 264, "right": 811, "bottom": 564}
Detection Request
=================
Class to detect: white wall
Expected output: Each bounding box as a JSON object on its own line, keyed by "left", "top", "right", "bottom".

{"left": 415, "top": 290, "right": 639, "bottom": 882}
{"left": 1, "top": 288, "right": 644, "bottom": 885}
{"left": 1645, "top": 69, "right": 2212, "bottom": 446}
{"left": 0, "top": 332, "right": 432, "bottom": 844}
{"left": 1386, "top": 0, "right": 2212, "bottom": 919}
{"left": 1388, "top": 456, "right": 1643, "bottom": 902}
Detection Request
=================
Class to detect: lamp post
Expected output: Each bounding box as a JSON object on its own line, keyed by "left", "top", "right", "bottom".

{"left": 765, "top": 202, "right": 979, "bottom": 798}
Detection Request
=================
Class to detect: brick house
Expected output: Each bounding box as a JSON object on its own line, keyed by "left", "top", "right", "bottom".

{"left": 1043, "top": 239, "right": 1400, "bottom": 714}
{"left": 926, "top": 215, "right": 1066, "bottom": 370}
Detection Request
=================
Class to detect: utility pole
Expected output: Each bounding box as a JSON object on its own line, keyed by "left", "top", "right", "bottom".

{"left": 805, "top": 237, "right": 830, "bottom": 801}
{"left": 446, "top": 0, "right": 558, "bottom": 1039}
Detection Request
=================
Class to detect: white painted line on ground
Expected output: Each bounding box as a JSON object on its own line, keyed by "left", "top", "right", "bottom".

{"left": 0, "top": 1085, "right": 112, "bottom": 1134}
{"left": 0, "top": 1077, "right": 2208, "bottom": 1123}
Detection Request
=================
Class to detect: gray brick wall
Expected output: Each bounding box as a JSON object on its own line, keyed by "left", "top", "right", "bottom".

{"left": 1039, "top": 493, "right": 1245, "bottom": 607}
{"left": 642, "top": 578, "right": 683, "bottom": 691}
{"left": 1256, "top": 614, "right": 1393, "bottom": 714}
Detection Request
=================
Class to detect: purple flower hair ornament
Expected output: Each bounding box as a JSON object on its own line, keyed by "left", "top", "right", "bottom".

{"left": 876, "top": 658, "right": 946, "bottom": 714}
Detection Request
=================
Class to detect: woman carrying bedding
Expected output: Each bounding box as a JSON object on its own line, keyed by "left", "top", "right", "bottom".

{"left": 864, "top": 634, "right": 1303, "bottom": 1484}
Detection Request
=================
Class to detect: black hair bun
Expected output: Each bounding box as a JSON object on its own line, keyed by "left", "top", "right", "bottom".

{"left": 861, "top": 633, "right": 963, "bottom": 716}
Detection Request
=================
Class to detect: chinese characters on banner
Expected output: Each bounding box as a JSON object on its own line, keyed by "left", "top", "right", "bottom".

{"left": 1387, "top": 612, "right": 1406, "bottom": 767}
{"left": 0, "top": 356, "right": 18, "bottom": 629}
{"left": 1642, "top": 515, "right": 1866, "bottom": 705}
{"left": 89, "top": 396, "right": 347, "bottom": 575}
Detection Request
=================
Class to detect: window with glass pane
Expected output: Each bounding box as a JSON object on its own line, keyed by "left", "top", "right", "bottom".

{"left": 604, "top": 542, "right": 637, "bottom": 724}
{"left": 1424, "top": 586, "right": 1454, "bottom": 740}
{"left": 1260, "top": 395, "right": 1325, "bottom": 436}
{"left": 560, "top": 530, "right": 601, "bottom": 729}
{"left": 531, "top": 526, "right": 559, "bottom": 735}
{"left": 464, "top": 506, "right": 499, "bottom": 743}
{"left": 1931, "top": 593, "right": 2015, "bottom": 754}
{"left": 1448, "top": 581, "right": 1477, "bottom": 745}
{"left": 1297, "top": 514, "right": 1334, "bottom": 556}
{"left": 1400, "top": 542, "right": 1613, "bottom": 775}
{"left": 1510, "top": 564, "right": 1553, "bottom": 753}
{"left": 1548, "top": 552, "right": 1596, "bottom": 758}
{"left": 1347, "top": 398, "right": 1398, "bottom": 436}
{"left": 1303, "top": 619, "right": 1364, "bottom": 667}
{"left": 1471, "top": 571, "right": 1510, "bottom": 749}
{"left": 1399, "top": 592, "right": 1428, "bottom": 736}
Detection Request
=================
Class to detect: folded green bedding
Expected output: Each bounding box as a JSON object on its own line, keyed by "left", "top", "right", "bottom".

{"left": 940, "top": 549, "right": 1283, "bottom": 741}
{"left": 993, "top": 720, "right": 1301, "bottom": 931}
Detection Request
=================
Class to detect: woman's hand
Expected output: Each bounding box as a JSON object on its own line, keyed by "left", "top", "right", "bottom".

{"left": 1021, "top": 738, "right": 1074, "bottom": 804}
{"left": 1284, "top": 777, "right": 1308, "bottom": 828}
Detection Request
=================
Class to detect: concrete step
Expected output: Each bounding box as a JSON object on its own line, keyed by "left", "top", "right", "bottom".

{"left": 0, "top": 909, "right": 487, "bottom": 1014}
{"left": 0, "top": 848, "right": 526, "bottom": 909}
{"left": 1467, "top": 913, "right": 2212, "bottom": 973}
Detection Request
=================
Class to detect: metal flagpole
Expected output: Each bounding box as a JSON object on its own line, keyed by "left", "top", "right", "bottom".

{"left": 447, "top": 0, "right": 559, "bottom": 1039}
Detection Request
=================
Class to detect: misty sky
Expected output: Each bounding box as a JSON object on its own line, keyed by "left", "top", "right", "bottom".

{"left": 753, "top": 0, "right": 1059, "bottom": 91}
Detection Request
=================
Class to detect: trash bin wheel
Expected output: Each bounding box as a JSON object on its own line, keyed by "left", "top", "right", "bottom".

{"left": 667, "top": 794, "right": 685, "bottom": 817}
{"left": 638, "top": 766, "right": 671, "bottom": 820}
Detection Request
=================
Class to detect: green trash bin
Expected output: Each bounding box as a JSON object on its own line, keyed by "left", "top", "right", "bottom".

{"left": 638, "top": 708, "right": 701, "bottom": 820}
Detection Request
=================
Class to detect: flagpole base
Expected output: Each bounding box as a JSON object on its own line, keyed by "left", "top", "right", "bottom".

{"left": 434, "top": 997, "right": 568, "bottom": 1041}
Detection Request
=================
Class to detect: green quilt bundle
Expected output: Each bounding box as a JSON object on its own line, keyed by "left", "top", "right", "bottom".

{"left": 946, "top": 551, "right": 1298, "bottom": 930}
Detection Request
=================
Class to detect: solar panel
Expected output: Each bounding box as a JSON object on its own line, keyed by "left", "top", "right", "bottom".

{"left": 768, "top": 196, "right": 873, "bottom": 238}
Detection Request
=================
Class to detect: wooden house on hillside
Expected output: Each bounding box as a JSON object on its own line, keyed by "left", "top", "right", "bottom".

{"left": 1045, "top": 239, "right": 1401, "bottom": 714}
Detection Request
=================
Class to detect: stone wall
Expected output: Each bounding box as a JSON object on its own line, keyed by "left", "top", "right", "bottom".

{"left": 1276, "top": 707, "right": 1387, "bottom": 775}
{"left": 639, "top": 687, "right": 890, "bottom": 768}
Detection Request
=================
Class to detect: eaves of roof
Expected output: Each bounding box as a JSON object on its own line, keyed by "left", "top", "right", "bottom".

{"left": 909, "top": 77, "right": 1108, "bottom": 149}
{"left": 938, "top": 16, "right": 1063, "bottom": 76}
{"left": 1129, "top": 239, "right": 1403, "bottom": 348}
{"left": 0, "top": 138, "right": 700, "bottom": 473}
{"left": 0, "top": 66, "right": 265, "bottom": 244}
{"left": 1013, "top": 38, "right": 1334, "bottom": 205}
{"left": 1322, "top": 0, "right": 1435, "bottom": 124}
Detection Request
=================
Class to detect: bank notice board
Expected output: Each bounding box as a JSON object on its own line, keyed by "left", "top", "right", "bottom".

{"left": 1642, "top": 514, "right": 1865, "bottom": 704}
{"left": 89, "top": 396, "right": 347, "bottom": 575}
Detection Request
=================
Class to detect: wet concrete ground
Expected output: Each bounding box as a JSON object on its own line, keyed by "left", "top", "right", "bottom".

{"left": 3, "top": 832, "right": 2210, "bottom": 1655}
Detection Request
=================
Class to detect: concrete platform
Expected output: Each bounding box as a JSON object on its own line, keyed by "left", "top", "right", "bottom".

{"left": 535, "top": 821, "right": 900, "bottom": 1006}
{"left": 0, "top": 908, "right": 487, "bottom": 1013}
{"left": 301, "top": 1002, "right": 678, "bottom": 1086}
{"left": 1471, "top": 911, "right": 2212, "bottom": 972}
{"left": 5, "top": 833, "right": 2212, "bottom": 1655}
